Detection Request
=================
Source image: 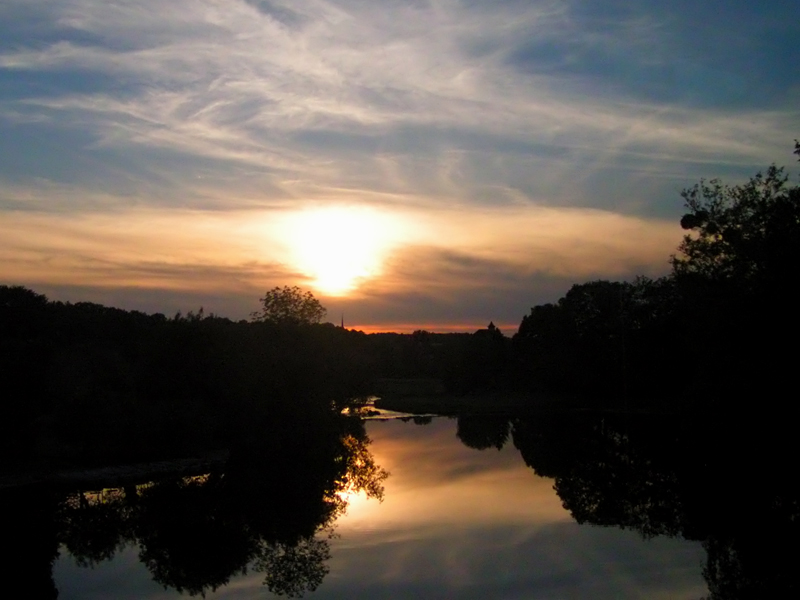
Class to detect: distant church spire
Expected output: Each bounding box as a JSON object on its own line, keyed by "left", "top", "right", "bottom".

{"left": 341, "top": 314, "right": 345, "bottom": 329}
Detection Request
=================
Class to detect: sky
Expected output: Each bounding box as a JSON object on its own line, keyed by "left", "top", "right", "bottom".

{"left": 1, "top": 0, "right": 799, "bottom": 332}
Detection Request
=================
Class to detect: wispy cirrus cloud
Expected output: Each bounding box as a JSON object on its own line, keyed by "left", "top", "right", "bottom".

{"left": 1, "top": 1, "right": 798, "bottom": 327}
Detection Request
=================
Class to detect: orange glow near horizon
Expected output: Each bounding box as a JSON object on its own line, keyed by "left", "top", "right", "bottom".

{"left": 0, "top": 204, "right": 681, "bottom": 327}
{"left": 344, "top": 322, "right": 520, "bottom": 335}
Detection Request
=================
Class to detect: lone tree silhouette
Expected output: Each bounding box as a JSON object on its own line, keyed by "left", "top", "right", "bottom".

{"left": 251, "top": 286, "right": 327, "bottom": 325}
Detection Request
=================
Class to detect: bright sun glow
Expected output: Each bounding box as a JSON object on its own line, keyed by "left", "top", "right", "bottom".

{"left": 279, "top": 206, "right": 408, "bottom": 296}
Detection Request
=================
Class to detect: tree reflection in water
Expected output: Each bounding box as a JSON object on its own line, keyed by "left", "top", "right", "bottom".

{"left": 42, "top": 415, "right": 388, "bottom": 598}
{"left": 10, "top": 409, "right": 798, "bottom": 598}
{"left": 456, "top": 410, "right": 800, "bottom": 599}
{"left": 456, "top": 414, "right": 510, "bottom": 450}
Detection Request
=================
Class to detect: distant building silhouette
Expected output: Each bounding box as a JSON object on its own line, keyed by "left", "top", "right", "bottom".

{"left": 474, "top": 321, "right": 503, "bottom": 339}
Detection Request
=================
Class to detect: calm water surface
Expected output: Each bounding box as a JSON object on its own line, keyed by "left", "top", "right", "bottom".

{"left": 54, "top": 417, "right": 707, "bottom": 599}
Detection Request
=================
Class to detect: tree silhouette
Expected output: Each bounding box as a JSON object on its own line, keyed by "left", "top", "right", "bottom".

{"left": 672, "top": 162, "right": 800, "bottom": 289}
{"left": 668, "top": 143, "right": 800, "bottom": 397}
{"left": 251, "top": 286, "right": 327, "bottom": 326}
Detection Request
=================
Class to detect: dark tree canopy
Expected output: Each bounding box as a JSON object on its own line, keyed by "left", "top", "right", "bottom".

{"left": 251, "top": 286, "right": 327, "bottom": 326}
{"left": 671, "top": 146, "right": 800, "bottom": 290}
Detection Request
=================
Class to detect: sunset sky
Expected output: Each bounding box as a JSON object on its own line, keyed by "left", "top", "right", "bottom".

{"left": 2, "top": 0, "right": 798, "bottom": 332}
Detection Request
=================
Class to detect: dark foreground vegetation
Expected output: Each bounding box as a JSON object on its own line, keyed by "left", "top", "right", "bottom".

{"left": 511, "top": 144, "right": 800, "bottom": 405}
{"left": 387, "top": 141, "right": 800, "bottom": 410}
{"left": 0, "top": 285, "right": 380, "bottom": 471}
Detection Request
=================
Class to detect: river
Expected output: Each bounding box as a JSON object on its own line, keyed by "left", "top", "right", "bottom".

{"left": 53, "top": 416, "right": 708, "bottom": 599}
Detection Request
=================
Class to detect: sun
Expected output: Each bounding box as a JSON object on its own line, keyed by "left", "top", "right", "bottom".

{"left": 279, "top": 206, "right": 405, "bottom": 296}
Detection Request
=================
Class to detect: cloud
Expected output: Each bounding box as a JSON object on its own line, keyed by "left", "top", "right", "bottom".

{"left": 2, "top": 0, "right": 796, "bottom": 215}
{"left": 1, "top": 1, "right": 798, "bottom": 328}
{"left": 0, "top": 202, "right": 682, "bottom": 329}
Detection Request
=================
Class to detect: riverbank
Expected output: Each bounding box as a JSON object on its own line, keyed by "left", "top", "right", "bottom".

{"left": 0, "top": 450, "right": 230, "bottom": 491}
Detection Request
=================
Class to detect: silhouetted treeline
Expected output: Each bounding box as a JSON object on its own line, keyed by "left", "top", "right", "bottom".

{"left": 506, "top": 142, "right": 800, "bottom": 408}
{"left": 366, "top": 325, "right": 511, "bottom": 394}
{"left": 512, "top": 276, "right": 684, "bottom": 403}
{"left": 0, "top": 284, "right": 517, "bottom": 469}
{"left": 0, "top": 286, "right": 377, "bottom": 469}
